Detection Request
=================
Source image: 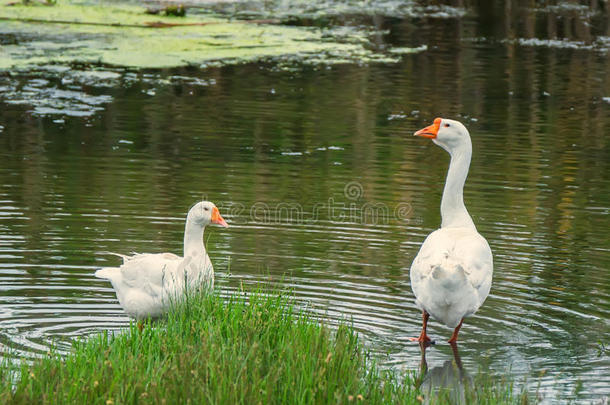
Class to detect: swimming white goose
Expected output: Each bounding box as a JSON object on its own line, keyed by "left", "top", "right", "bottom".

{"left": 95, "top": 201, "right": 228, "bottom": 321}
{"left": 410, "top": 118, "right": 493, "bottom": 344}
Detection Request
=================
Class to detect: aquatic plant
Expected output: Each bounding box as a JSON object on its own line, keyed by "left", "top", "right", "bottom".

{"left": 0, "top": 0, "right": 417, "bottom": 70}
{"left": 164, "top": 4, "right": 186, "bottom": 17}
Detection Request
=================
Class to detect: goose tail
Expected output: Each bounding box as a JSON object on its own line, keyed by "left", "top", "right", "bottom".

{"left": 95, "top": 267, "right": 120, "bottom": 280}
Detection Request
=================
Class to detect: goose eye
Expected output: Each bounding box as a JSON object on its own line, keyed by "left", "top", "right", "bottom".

{"left": 444, "top": 123, "right": 450, "bottom": 128}
{"left": 204, "top": 207, "right": 209, "bottom": 211}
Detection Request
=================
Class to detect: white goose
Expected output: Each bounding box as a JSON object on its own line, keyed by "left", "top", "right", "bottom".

{"left": 95, "top": 201, "right": 228, "bottom": 321}
{"left": 410, "top": 118, "right": 493, "bottom": 344}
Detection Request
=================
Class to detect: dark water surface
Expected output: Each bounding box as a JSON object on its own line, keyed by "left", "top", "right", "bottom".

{"left": 1, "top": 2, "right": 609, "bottom": 403}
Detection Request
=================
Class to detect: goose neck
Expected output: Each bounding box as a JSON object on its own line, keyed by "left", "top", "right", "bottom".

{"left": 183, "top": 220, "right": 206, "bottom": 258}
{"left": 440, "top": 144, "right": 475, "bottom": 229}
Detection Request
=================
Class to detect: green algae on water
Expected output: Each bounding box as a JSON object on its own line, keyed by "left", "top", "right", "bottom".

{"left": 0, "top": 0, "right": 423, "bottom": 70}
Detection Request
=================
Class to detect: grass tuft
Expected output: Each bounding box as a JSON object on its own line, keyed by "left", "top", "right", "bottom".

{"left": 0, "top": 288, "right": 529, "bottom": 404}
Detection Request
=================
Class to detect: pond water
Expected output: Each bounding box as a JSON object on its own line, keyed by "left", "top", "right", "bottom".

{"left": 1, "top": 2, "right": 609, "bottom": 403}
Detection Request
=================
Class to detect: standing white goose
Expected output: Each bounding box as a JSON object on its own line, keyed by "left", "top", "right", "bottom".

{"left": 95, "top": 201, "right": 228, "bottom": 321}
{"left": 410, "top": 118, "right": 493, "bottom": 344}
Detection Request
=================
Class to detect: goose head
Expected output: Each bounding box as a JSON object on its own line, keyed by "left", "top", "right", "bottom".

{"left": 187, "top": 201, "right": 229, "bottom": 228}
{"left": 414, "top": 117, "right": 471, "bottom": 154}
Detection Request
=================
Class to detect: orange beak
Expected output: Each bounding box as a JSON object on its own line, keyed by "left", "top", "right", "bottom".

{"left": 414, "top": 117, "right": 442, "bottom": 139}
{"left": 211, "top": 206, "right": 229, "bottom": 228}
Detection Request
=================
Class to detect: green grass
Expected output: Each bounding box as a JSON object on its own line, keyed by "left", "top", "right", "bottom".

{"left": 0, "top": 288, "right": 529, "bottom": 404}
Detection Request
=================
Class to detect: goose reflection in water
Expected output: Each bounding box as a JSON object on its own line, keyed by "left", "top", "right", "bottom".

{"left": 416, "top": 343, "right": 472, "bottom": 404}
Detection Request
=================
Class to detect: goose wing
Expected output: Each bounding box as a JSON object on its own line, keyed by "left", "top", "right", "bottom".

{"left": 117, "top": 253, "right": 183, "bottom": 296}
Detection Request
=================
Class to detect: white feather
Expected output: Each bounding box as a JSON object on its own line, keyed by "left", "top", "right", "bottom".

{"left": 410, "top": 118, "right": 493, "bottom": 335}
{"left": 410, "top": 227, "right": 492, "bottom": 328}
{"left": 95, "top": 201, "right": 227, "bottom": 320}
{"left": 96, "top": 252, "right": 213, "bottom": 320}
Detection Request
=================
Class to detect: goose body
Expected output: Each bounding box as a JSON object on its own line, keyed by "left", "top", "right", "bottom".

{"left": 410, "top": 118, "right": 493, "bottom": 343}
{"left": 95, "top": 201, "right": 228, "bottom": 320}
{"left": 411, "top": 226, "right": 492, "bottom": 328}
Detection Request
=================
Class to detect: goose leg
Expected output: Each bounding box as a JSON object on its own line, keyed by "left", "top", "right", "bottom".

{"left": 418, "top": 311, "right": 432, "bottom": 343}
{"left": 448, "top": 319, "right": 463, "bottom": 343}
{"left": 409, "top": 310, "right": 432, "bottom": 344}
{"left": 137, "top": 321, "right": 144, "bottom": 333}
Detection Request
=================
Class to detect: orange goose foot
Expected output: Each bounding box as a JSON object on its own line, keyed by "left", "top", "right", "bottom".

{"left": 408, "top": 310, "right": 435, "bottom": 345}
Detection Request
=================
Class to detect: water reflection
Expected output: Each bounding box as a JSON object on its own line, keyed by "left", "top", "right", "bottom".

{"left": 417, "top": 343, "right": 470, "bottom": 405}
